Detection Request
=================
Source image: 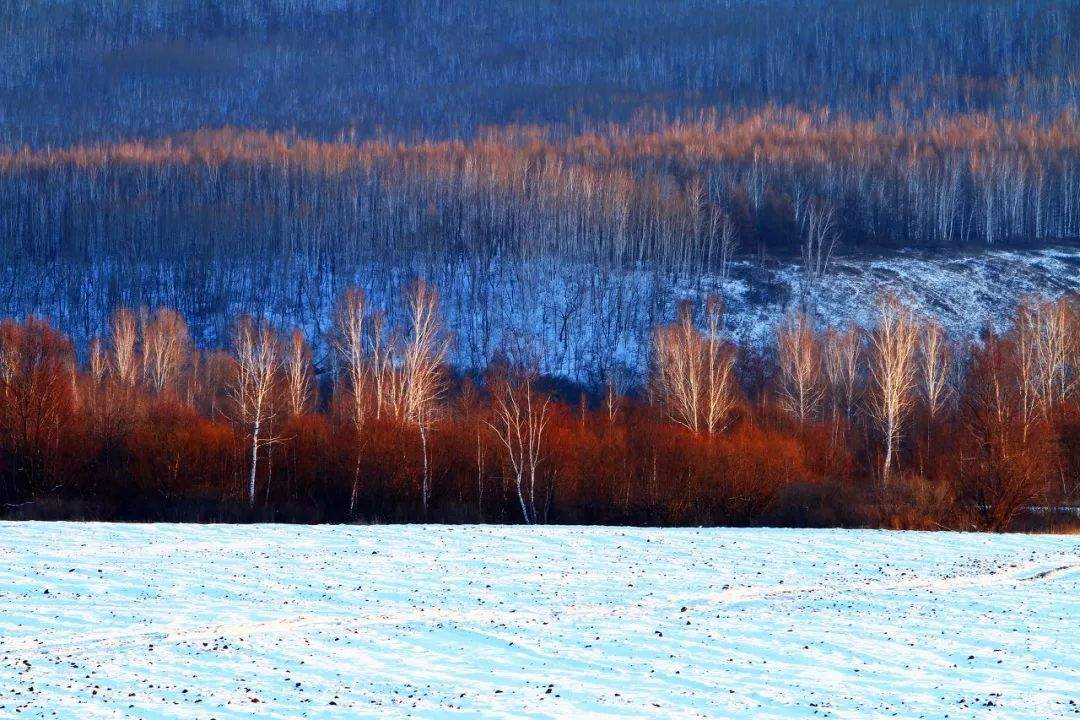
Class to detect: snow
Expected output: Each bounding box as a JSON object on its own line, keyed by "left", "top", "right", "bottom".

{"left": 0, "top": 523, "right": 1077, "bottom": 718}
{"left": 4, "top": 246, "right": 1078, "bottom": 385}
{"left": 777, "top": 247, "right": 1080, "bottom": 349}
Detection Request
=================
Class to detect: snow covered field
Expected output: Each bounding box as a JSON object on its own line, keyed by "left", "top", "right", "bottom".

{"left": 1, "top": 524, "right": 1077, "bottom": 719}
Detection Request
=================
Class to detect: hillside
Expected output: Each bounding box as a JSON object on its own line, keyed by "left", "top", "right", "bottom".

{"left": 6, "top": 246, "right": 1077, "bottom": 383}
{"left": 0, "top": 1, "right": 1076, "bottom": 529}
{"left": 2, "top": 1, "right": 1073, "bottom": 147}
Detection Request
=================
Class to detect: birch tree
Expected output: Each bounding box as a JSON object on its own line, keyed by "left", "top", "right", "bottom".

{"left": 798, "top": 198, "right": 840, "bottom": 300}
{"left": 88, "top": 337, "right": 107, "bottom": 389}
{"left": 283, "top": 328, "right": 314, "bottom": 418}
{"left": 823, "top": 323, "right": 861, "bottom": 422}
{"left": 333, "top": 289, "right": 369, "bottom": 516}
{"left": 712, "top": 210, "right": 738, "bottom": 283}
{"left": 919, "top": 320, "right": 951, "bottom": 422}
{"left": 141, "top": 308, "right": 190, "bottom": 395}
{"left": 917, "top": 319, "right": 952, "bottom": 468}
{"left": 868, "top": 294, "right": 919, "bottom": 483}
{"left": 651, "top": 296, "right": 735, "bottom": 435}
{"left": 652, "top": 301, "right": 701, "bottom": 433}
{"left": 110, "top": 308, "right": 139, "bottom": 386}
{"left": 487, "top": 370, "right": 551, "bottom": 524}
{"left": 229, "top": 316, "right": 280, "bottom": 507}
{"left": 1015, "top": 296, "right": 1073, "bottom": 417}
{"left": 776, "top": 310, "right": 823, "bottom": 424}
{"left": 401, "top": 281, "right": 448, "bottom": 515}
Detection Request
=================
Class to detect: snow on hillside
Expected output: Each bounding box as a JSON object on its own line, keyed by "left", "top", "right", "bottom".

{"left": 0, "top": 524, "right": 1077, "bottom": 718}
{"left": 4, "top": 246, "right": 1078, "bottom": 385}
{"left": 772, "top": 247, "right": 1080, "bottom": 347}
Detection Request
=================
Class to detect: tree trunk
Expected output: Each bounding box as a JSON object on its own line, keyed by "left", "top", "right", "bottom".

{"left": 264, "top": 442, "right": 274, "bottom": 505}
{"left": 882, "top": 427, "right": 893, "bottom": 486}
{"left": 349, "top": 453, "right": 361, "bottom": 518}
{"left": 528, "top": 464, "right": 537, "bottom": 523}
{"left": 420, "top": 423, "right": 430, "bottom": 518}
{"left": 248, "top": 417, "right": 260, "bottom": 507}
{"left": 516, "top": 472, "right": 530, "bottom": 524}
{"left": 476, "top": 430, "right": 484, "bottom": 521}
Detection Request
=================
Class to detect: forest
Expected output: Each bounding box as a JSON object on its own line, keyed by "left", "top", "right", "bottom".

{"left": 0, "top": 1, "right": 1078, "bottom": 528}
{"left": 2, "top": 113, "right": 1078, "bottom": 383}
{"left": 2, "top": 2, "right": 1078, "bottom": 379}
{"left": 1, "top": 0, "right": 1075, "bottom": 147}
{"left": 0, "top": 288, "right": 1076, "bottom": 530}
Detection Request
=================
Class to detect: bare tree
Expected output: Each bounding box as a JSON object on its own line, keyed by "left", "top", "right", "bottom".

{"left": 701, "top": 296, "right": 735, "bottom": 435}
{"left": 652, "top": 301, "right": 702, "bottom": 433}
{"left": 868, "top": 294, "right": 920, "bottom": 483}
{"left": 228, "top": 316, "right": 280, "bottom": 507}
{"left": 918, "top": 319, "right": 952, "bottom": 470}
{"left": 333, "top": 289, "right": 369, "bottom": 516}
{"left": 0, "top": 319, "right": 75, "bottom": 499}
{"left": 716, "top": 210, "right": 738, "bottom": 284}
{"left": 1013, "top": 301, "right": 1042, "bottom": 441}
{"left": 1040, "top": 297, "right": 1076, "bottom": 406}
{"left": 141, "top": 308, "right": 190, "bottom": 395}
{"left": 776, "top": 310, "right": 823, "bottom": 424}
{"left": 960, "top": 334, "right": 1052, "bottom": 531}
{"left": 604, "top": 372, "right": 621, "bottom": 424}
{"left": 368, "top": 311, "right": 393, "bottom": 421}
{"left": 651, "top": 295, "right": 735, "bottom": 435}
{"left": 919, "top": 320, "right": 952, "bottom": 421}
{"left": 88, "top": 336, "right": 107, "bottom": 389}
{"left": 1066, "top": 295, "right": 1080, "bottom": 402}
{"left": 283, "top": 327, "right": 314, "bottom": 417}
{"left": 110, "top": 308, "right": 139, "bottom": 386}
{"left": 401, "top": 281, "right": 448, "bottom": 515}
{"left": 823, "top": 323, "right": 861, "bottom": 423}
{"left": 798, "top": 198, "right": 840, "bottom": 300}
{"left": 1015, "top": 296, "right": 1072, "bottom": 420}
{"left": 487, "top": 370, "right": 551, "bottom": 524}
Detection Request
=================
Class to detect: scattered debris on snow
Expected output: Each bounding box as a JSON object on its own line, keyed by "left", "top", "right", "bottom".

{"left": 0, "top": 523, "right": 1077, "bottom": 718}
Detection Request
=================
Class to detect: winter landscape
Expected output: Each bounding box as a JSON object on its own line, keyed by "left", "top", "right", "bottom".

{"left": 2, "top": 523, "right": 1078, "bottom": 718}
{"left": 1, "top": 1, "right": 1079, "bottom": 717}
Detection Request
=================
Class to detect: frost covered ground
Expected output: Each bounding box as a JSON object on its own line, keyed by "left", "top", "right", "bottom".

{"left": 5, "top": 246, "right": 1078, "bottom": 384}
{"left": 1, "top": 525, "right": 1077, "bottom": 718}
{"left": 775, "top": 246, "right": 1080, "bottom": 346}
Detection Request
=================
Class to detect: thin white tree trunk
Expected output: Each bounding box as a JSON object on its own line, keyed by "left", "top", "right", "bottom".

{"left": 248, "top": 415, "right": 260, "bottom": 507}
{"left": 883, "top": 424, "right": 893, "bottom": 486}
{"left": 516, "top": 470, "right": 530, "bottom": 524}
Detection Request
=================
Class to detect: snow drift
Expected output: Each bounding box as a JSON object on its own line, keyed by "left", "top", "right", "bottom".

{"left": 1, "top": 523, "right": 1077, "bottom": 717}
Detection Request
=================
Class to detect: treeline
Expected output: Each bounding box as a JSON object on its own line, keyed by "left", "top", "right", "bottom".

{"left": 2, "top": 0, "right": 1074, "bottom": 148}
{"left": 7, "top": 114, "right": 1078, "bottom": 270}
{"left": 2, "top": 114, "right": 1077, "bottom": 376}
{"left": 1, "top": 286, "right": 1076, "bottom": 530}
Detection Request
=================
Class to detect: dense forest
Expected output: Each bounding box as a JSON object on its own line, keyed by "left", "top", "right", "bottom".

{"left": 1, "top": 0, "right": 1075, "bottom": 147}
{"left": 2, "top": 114, "right": 1078, "bottom": 381}
{"left": 2, "top": 2, "right": 1077, "bottom": 377}
{"left": 0, "top": 289, "right": 1076, "bottom": 529}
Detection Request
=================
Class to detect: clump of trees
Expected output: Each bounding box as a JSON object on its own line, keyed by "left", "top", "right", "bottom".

{"left": 0, "top": 287, "right": 1075, "bottom": 531}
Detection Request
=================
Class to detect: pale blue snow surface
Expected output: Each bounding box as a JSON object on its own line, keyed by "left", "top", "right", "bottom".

{"left": 0, "top": 523, "right": 1077, "bottom": 718}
